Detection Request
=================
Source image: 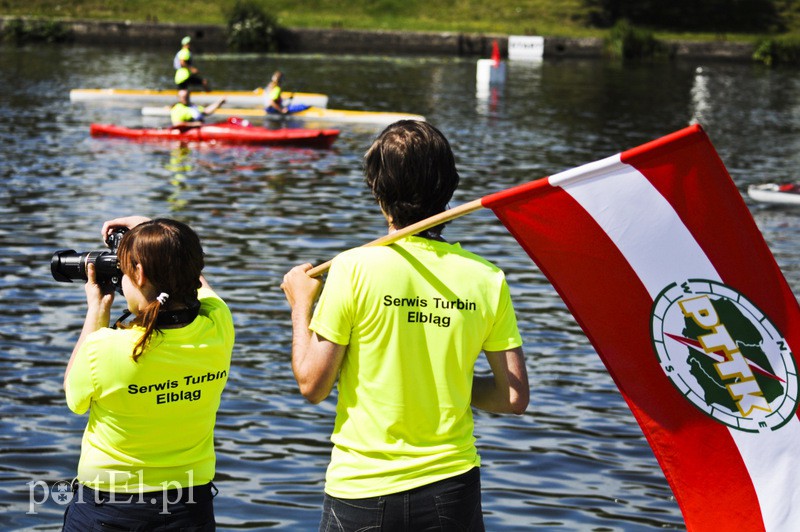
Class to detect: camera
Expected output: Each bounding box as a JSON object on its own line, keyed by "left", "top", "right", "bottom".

{"left": 51, "top": 229, "right": 127, "bottom": 293}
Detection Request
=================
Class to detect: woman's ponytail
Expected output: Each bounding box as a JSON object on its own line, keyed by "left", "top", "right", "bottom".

{"left": 117, "top": 219, "right": 204, "bottom": 362}
{"left": 131, "top": 299, "right": 162, "bottom": 362}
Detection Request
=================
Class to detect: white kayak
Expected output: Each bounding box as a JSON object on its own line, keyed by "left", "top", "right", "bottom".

{"left": 142, "top": 105, "right": 425, "bottom": 126}
{"left": 747, "top": 183, "right": 800, "bottom": 205}
{"left": 70, "top": 88, "right": 329, "bottom": 109}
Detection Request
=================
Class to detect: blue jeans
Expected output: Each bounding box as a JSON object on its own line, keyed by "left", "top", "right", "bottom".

{"left": 62, "top": 482, "right": 217, "bottom": 531}
{"left": 319, "top": 468, "right": 484, "bottom": 532}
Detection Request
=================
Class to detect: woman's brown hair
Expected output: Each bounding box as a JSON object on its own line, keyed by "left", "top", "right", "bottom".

{"left": 117, "top": 219, "right": 204, "bottom": 361}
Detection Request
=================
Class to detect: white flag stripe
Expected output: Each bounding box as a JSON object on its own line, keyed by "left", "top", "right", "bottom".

{"left": 550, "top": 155, "right": 718, "bottom": 297}
{"left": 740, "top": 426, "right": 800, "bottom": 530}
{"left": 553, "top": 158, "right": 800, "bottom": 531}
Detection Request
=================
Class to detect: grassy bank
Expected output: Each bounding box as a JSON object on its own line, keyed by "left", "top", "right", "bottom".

{"left": 0, "top": 0, "right": 777, "bottom": 40}
{"left": 0, "top": 0, "right": 592, "bottom": 35}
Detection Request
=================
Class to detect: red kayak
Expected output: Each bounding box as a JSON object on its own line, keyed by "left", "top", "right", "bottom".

{"left": 90, "top": 120, "right": 339, "bottom": 149}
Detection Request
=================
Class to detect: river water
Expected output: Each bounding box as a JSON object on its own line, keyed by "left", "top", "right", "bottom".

{"left": 2, "top": 43, "right": 800, "bottom": 531}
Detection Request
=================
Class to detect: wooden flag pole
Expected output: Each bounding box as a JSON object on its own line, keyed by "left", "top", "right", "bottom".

{"left": 306, "top": 198, "right": 485, "bottom": 277}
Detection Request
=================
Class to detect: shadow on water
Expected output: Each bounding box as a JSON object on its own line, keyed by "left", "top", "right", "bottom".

{"left": 3, "top": 43, "right": 800, "bottom": 530}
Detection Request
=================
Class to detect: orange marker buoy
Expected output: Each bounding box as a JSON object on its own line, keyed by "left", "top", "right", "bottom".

{"left": 477, "top": 39, "right": 506, "bottom": 98}
{"left": 491, "top": 40, "right": 501, "bottom": 66}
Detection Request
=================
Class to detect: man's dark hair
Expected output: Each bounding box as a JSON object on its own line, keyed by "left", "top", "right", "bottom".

{"left": 363, "top": 120, "right": 459, "bottom": 237}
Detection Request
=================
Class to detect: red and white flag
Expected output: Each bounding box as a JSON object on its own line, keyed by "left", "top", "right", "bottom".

{"left": 481, "top": 124, "right": 800, "bottom": 531}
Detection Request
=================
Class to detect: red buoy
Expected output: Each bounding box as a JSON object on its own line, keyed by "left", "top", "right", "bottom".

{"left": 491, "top": 40, "right": 501, "bottom": 66}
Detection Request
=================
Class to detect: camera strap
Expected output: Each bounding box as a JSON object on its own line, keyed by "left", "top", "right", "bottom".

{"left": 156, "top": 301, "right": 201, "bottom": 327}
{"left": 111, "top": 301, "right": 201, "bottom": 329}
{"left": 112, "top": 310, "right": 132, "bottom": 329}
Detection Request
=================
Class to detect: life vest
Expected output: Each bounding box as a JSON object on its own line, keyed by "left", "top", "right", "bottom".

{"left": 266, "top": 84, "right": 282, "bottom": 105}
{"left": 170, "top": 103, "right": 204, "bottom": 125}
{"left": 173, "top": 48, "right": 191, "bottom": 70}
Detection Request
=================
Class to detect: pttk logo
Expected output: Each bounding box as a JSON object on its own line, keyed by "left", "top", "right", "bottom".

{"left": 650, "top": 279, "right": 798, "bottom": 432}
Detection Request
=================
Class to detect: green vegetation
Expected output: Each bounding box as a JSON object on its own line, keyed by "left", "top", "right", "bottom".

{"left": 0, "top": 0, "right": 669, "bottom": 37}
{"left": 0, "top": 0, "right": 798, "bottom": 36}
{"left": 2, "top": 0, "right": 800, "bottom": 37}
{"left": 1, "top": 15, "right": 70, "bottom": 43}
{"left": 585, "top": 0, "right": 782, "bottom": 33}
{"left": 753, "top": 34, "right": 800, "bottom": 65}
{"left": 605, "top": 20, "right": 670, "bottom": 60}
{"left": 5, "top": 0, "right": 800, "bottom": 63}
{"left": 225, "top": 0, "right": 279, "bottom": 52}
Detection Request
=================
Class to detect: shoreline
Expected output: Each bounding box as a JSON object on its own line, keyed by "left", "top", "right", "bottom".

{"left": 0, "top": 16, "right": 756, "bottom": 61}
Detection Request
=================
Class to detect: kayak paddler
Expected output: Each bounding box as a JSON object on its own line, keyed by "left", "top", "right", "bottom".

{"left": 264, "top": 70, "right": 288, "bottom": 114}
{"left": 170, "top": 90, "right": 225, "bottom": 128}
{"left": 173, "top": 36, "right": 210, "bottom": 92}
{"left": 264, "top": 70, "right": 310, "bottom": 116}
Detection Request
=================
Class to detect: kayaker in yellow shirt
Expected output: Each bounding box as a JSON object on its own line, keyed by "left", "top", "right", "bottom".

{"left": 170, "top": 89, "right": 225, "bottom": 127}
{"left": 264, "top": 70, "right": 311, "bottom": 116}
{"left": 265, "top": 70, "right": 288, "bottom": 114}
{"left": 174, "top": 36, "right": 210, "bottom": 91}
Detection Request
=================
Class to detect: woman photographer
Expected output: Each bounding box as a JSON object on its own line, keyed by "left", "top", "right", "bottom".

{"left": 62, "top": 216, "right": 234, "bottom": 531}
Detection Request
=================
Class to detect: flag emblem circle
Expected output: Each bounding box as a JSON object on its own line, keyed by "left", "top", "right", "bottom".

{"left": 650, "top": 279, "right": 798, "bottom": 432}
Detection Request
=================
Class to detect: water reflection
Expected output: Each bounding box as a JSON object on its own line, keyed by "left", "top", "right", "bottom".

{"left": 3, "top": 44, "right": 800, "bottom": 530}
{"left": 166, "top": 145, "right": 193, "bottom": 211}
{"left": 689, "top": 66, "right": 710, "bottom": 124}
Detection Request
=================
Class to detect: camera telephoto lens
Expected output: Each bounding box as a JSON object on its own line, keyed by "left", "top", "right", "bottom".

{"left": 50, "top": 228, "right": 127, "bottom": 292}
{"left": 50, "top": 250, "right": 122, "bottom": 292}
{"left": 50, "top": 250, "right": 85, "bottom": 283}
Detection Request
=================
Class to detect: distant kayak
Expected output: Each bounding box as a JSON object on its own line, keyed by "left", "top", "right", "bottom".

{"left": 71, "top": 88, "right": 329, "bottom": 109}
{"left": 142, "top": 105, "right": 425, "bottom": 126}
{"left": 747, "top": 183, "right": 800, "bottom": 205}
{"left": 89, "top": 121, "right": 340, "bottom": 149}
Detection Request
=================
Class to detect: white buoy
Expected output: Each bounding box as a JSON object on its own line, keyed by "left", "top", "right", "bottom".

{"left": 476, "top": 40, "right": 506, "bottom": 99}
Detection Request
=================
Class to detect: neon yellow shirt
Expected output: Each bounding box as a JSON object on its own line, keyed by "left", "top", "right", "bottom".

{"left": 65, "top": 287, "right": 234, "bottom": 492}
{"left": 170, "top": 102, "right": 204, "bottom": 126}
{"left": 174, "top": 48, "right": 192, "bottom": 84}
{"left": 310, "top": 236, "right": 522, "bottom": 498}
{"left": 268, "top": 84, "right": 281, "bottom": 103}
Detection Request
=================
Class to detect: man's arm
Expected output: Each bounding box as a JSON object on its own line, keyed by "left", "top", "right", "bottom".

{"left": 282, "top": 263, "right": 346, "bottom": 404}
{"left": 471, "top": 347, "right": 529, "bottom": 414}
{"left": 292, "top": 329, "right": 346, "bottom": 404}
{"left": 203, "top": 97, "right": 226, "bottom": 117}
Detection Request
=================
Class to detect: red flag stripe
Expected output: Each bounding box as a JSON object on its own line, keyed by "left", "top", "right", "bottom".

{"left": 481, "top": 126, "right": 800, "bottom": 530}
{"left": 617, "top": 128, "right": 800, "bottom": 531}
{"left": 485, "top": 177, "right": 765, "bottom": 531}
{"left": 557, "top": 155, "right": 800, "bottom": 531}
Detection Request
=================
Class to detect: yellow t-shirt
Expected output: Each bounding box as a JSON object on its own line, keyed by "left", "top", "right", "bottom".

{"left": 268, "top": 84, "right": 281, "bottom": 103}
{"left": 174, "top": 48, "right": 192, "bottom": 84}
{"left": 65, "top": 287, "right": 234, "bottom": 492}
{"left": 310, "top": 236, "right": 522, "bottom": 498}
{"left": 170, "top": 103, "right": 204, "bottom": 126}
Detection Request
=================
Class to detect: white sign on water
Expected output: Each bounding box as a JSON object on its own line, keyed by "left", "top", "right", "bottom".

{"left": 508, "top": 35, "right": 544, "bottom": 61}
